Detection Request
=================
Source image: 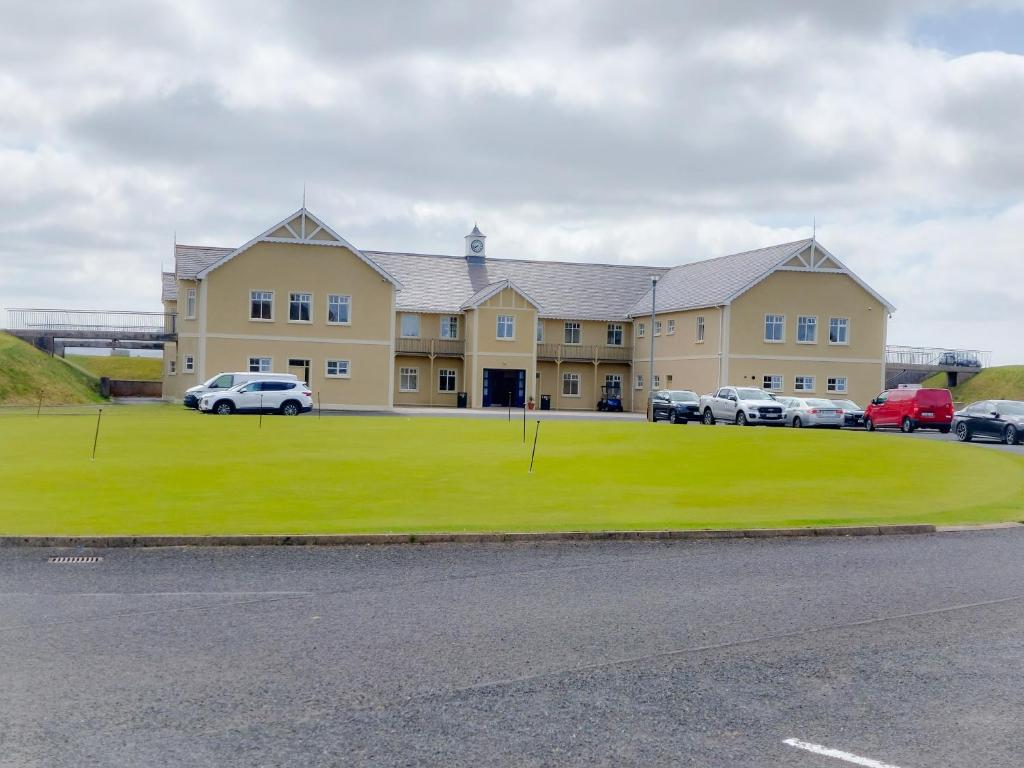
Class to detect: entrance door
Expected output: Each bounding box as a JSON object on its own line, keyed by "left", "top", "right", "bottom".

{"left": 483, "top": 368, "right": 526, "bottom": 407}
{"left": 288, "top": 358, "right": 311, "bottom": 385}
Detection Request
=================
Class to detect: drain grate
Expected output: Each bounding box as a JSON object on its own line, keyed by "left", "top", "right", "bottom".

{"left": 48, "top": 556, "right": 104, "bottom": 564}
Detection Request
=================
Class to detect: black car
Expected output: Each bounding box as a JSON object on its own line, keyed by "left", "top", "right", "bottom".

{"left": 953, "top": 400, "right": 1024, "bottom": 445}
{"left": 650, "top": 390, "right": 701, "bottom": 423}
{"left": 831, "top": 399, "right": 865, "bottom": 428}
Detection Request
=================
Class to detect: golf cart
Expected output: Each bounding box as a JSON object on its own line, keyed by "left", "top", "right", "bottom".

{"left": 597, "top": 383, "right": 624, "bottom": 412}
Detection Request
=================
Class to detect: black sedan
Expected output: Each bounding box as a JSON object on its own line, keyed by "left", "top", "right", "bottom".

{"left": 831, "top": 399, "right": 865, "bottom": 428}
{"left": 650, "top": 390, "right": 701, "bottom": 423}
{"left": 953, "top": 400, "right": 1024, "bottom": 445}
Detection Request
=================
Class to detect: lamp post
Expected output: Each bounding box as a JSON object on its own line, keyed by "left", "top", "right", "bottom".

{"left": 649, "top": 274, "right": 658, "bottom": 420}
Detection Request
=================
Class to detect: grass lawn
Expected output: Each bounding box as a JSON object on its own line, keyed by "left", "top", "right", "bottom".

{"left": 67, "top": 354, "right": 163, "bottom": 381}
{"left": 923, "top": 365, "right": 1024, "bottom": 403}
{"left": 0, "top": 333, "right": 103, "bottom": 406}
{"left": 1, "top": 405, "right": 1022, "bottom": 536}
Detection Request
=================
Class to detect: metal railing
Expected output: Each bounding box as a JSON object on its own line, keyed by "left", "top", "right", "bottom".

{"left": 537, "top": 343, "right": 633, "bottom": 362}
{"left": 395, "top": 337, "right": 465, "bottom": 356}
{"left": 5, "top": 308, "right": 177, "bottom": 335}
{"left": 885, "top": 345, "right": 991, "bottom": 369}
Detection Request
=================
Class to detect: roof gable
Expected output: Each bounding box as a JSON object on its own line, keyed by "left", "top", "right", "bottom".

{"left": 460, "top": 279, "right": 543, "bottom": 311}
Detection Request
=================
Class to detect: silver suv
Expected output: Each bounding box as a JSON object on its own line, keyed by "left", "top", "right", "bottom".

{"left": 198, "top": 380, "right": 313, "bottom": 416}
{"left": 183, "top": 372, "right": 298, "bottom": 408}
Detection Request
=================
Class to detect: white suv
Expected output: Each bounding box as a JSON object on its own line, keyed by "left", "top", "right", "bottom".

{"left": 199, "top": 380, "right": 313, "bottom": 416}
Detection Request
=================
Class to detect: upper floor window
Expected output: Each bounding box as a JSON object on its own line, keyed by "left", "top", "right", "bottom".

{"left": 654, "top": 320, "right": 662, "bottom": 336}
{"left": 607, "top": 323, "right": 623, "bottom": 346}
{"left": 400, "top": 314, "right": 420, "bottom": 338}
{"left": 667, "top": 319, "right": 676, "bottom": 335}
{"left": 764, "top": 314, "right": 785, "bottom": 342}
{"left": 564, "top": 321, "right": 581, "bottom": 345}
{"left": 250, "top": 290, "right": 273, "bottom": 321}
{"left": 829, "top": 317, "right": 849, "bottom": 344}
{"left": 289, "top": 292, "right": 312, "bottom": 322}
{"left": 185, "top": 287, "right": 196, "bottom": 320}
{"left": 327, "top": 294, "right": 351, "bottom": 324}
{"left": 696, "top": 315, "right": 705, "bottom": 343}
{"left": 497, "top": 315, "right": 515, "bottom": 339}
{"left": 536, "top": 318, "right": 544, "bottom": 342}
{"left": 637, "top": 322, "right": 645, "bottom": 338}
{"left": 797, "top": 315, "right": 817, "bottom": 343}
{"left": 440, "top": 315, "right": 459, "bottom": 339}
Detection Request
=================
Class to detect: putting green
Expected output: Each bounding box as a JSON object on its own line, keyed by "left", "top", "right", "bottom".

{"left": 1, "top": 405, "right": 1022, "bottom": 535}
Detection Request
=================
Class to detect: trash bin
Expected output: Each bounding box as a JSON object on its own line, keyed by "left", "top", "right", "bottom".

{"left": 540, "top": 394, "right": 551, "bottom": 411}
{"left": 457, "top": 392, "right": 468, "bottom": 408}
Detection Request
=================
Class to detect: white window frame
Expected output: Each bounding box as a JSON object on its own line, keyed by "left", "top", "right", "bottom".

{"left": 325, "top": 359, "right": 351, "bottom": 378}
{"left": 439, "top": 315, "right": 459, "bottom": 339}
{"left": 827, "top": 376, "right": 848, "bottom": 394}
{"left": 288, "top": 292, "right": 313, "bottom": 323}
{"left": 763, "top": 374, "right": 783, "bottom": 392}
{"left": 564, "top": 321, "right": 581, "bottom": 345}
{"left": 400, "top": 314, "right": 420, "bottom": 338}
{"left": 696, "top": 315, "right": 705, "bottom": 343}
{"left": 667, "top": 319, "right": 676, "bottom": 335}
{"left": 829, "top": 317, "right": 850, "bottom": 345}
{"left": 654, "top": 320, "right": 662, "bottom": 336}
{"left": 249, "top": 290, "right": 274, "bottom": 322}
{"left": 796, "top": 315, "right": 818, "bottom": 344}
{"left": 606, "top": 323, "right": 623, "bottom": 346}
{"left": 438, "top": 368, "right": 457, "bottom": 392}
{"left": 764, "top": 313, "right": 785, "bottom": 343}
{"left": 637, "top": 322, "right": 645, "bottom": 338}
{"left": 399, "top": 367, "right": 419, "bottom": 392}
{"left": 185, "top": 287, "right": 196, "bottom": 320}
{"left": 562, "top": 372, "right": 581, "bottom": 397}
{"left": 536, "top": 318, "right": 544, "bottom": 342}
{"left": 496, "top": 315, "right": 515, "bottom": 340}
{"left": 794, "top": 375, "right": 816, "bottom": 393}
{"left": 635, "top": 373, "right": 644, "bottom": 390}
{"left": 327, "top": 294, "right": 352, "bottom": 325}
{"left": 184, "top": 355, "right": 194, "bottom": 373}
{"left": 248, "top": 356, "right": 272, "bottom": 373}
{"left": 605, "top": 373, "right": 622, "bottom": 389}
{"left": 653, "top": 374, "right": 661, "bottom": 389}
{"left": 168, "top": 359, "right": 176, "bottom": 375}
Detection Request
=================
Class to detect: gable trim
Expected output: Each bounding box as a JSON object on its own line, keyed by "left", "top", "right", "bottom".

{"left": 459, "top": 278, "right": 544, "bottom": 312}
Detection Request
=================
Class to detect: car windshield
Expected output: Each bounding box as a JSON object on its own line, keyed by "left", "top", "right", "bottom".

{"left": 668, "top": 390, "right": 699, "bottom": 402}
{"left": 807, "top": 399, "right": 835, "bottom": 407}
{"left": 995, "top": 401, "right": 1024, "bottom": 415}
{"left": 737, "top": 389, "right": 773, "bottom": 400}
{"left": 832, "top": 400, "right": 859, "bottom": 410}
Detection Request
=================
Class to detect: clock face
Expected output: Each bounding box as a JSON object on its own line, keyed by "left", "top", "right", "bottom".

{"left": 471, "top": 239, "right": 484, "bottom": 253}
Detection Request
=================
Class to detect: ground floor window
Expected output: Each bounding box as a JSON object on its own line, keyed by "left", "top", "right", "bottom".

{"left": 168, "top": 359, "right": 176, "bottom": 375}
{"left": 562, "top": 372, "right": 580, "bottom": 396}
{"left": 653, "top": 374, "right": 661, "bottom": 388}
{"left": 438, "top": 368, "right": 456, "bottom": 392}
{"left": 827, "top": 376, "right": 848, "bottom": 393}
{"left": 248, "top": 357, "right": 271, "bottom": 373}
{"left": 635, "top": 373, "right": 644, "bottom": 389}
{"left": 794, "top": 375, "right": 815, "bottom": 392}
{"left": 184, "top": 355, "right": 194, "bottom": 373}
{"left": 325, "top": 360, "right": 350, "bottom": 378}
{"left": 400, "top": 367, "right": 419, "bottom": 392}
{"left": 605, "top": 374, "right": 622, "bottom": 391}
{"left": 763, "top": 374, "right": 782, "bottom": 391}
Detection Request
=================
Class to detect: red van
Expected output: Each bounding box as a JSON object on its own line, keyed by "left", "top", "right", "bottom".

{"left": 864, "top": 387, "right": 954, "bottom": 433}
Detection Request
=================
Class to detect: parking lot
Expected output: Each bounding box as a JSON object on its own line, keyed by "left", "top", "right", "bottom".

{"left": 3, "top": 531, "right": 1024, "bottom": 767}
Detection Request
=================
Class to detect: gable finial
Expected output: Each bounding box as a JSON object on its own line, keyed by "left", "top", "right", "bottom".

{"left": 302, "top": 183, "right": 306, "bottom": 210}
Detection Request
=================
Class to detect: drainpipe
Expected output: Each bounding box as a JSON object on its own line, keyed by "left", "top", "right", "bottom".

{"left": 649, "top": 275, "right": 658, "bottom": 419}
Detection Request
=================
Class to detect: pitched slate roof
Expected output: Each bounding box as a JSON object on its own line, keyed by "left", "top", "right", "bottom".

{"left": 161, "top": 272, "right": 177, "bottom": 302}
{"left": 367, "top": 251, "right": 668, "bottom": 320}
{"left": 175, "top": 244, "right": 233, "bottom": 280}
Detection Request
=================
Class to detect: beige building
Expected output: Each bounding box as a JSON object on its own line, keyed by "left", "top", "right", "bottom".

{"left": 162, "top": 208, "right": 894, "bottom": 411}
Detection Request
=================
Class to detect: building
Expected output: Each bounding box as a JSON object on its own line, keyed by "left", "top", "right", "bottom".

{"left": 161, "top": 208, "right": 894, "bottom": 411}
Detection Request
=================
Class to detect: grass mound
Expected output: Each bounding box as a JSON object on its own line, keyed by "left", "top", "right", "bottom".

{"left": 923, "top": 366, "right": 1024, "bottom": 403}
{"left": 0, "top": 333, "right": 103, "bottom": 406}
{"left": 68, "top": 354, "right": 163, "bottom": 381}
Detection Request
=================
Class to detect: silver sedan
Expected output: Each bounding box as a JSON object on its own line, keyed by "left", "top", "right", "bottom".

{"left": 782, "top": 397, "right": 845, "bottom": 428}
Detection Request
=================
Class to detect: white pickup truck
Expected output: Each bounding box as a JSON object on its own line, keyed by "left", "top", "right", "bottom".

{"left": 699, "top": 386, "right": 786, "bottom": 426}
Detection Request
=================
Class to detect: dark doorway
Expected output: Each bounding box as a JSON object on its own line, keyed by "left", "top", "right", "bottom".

{"left": 483, "top": 368, "right": 525, "bottom": 407}
{"left": 288, "top": 358, "right": 311, "bottom": 385}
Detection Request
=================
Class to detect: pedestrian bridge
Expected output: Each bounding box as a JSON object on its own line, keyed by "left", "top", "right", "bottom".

{"left": 3, "top": 308, "right": 177, "bottom": 354}
{"left": 885, "top": 345, "right": 990, "bottom": 388}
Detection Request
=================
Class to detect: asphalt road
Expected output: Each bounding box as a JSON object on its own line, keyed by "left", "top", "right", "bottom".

{"left": 3, "top": 532, "right": 1024, "bottom": 767}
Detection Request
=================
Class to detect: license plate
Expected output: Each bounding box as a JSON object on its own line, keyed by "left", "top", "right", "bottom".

{"left": 922, "top": 412, "right": 934, "bottom": 418}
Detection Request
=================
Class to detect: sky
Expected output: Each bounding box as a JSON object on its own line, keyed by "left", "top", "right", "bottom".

{"left": 1, "top": 1, "right": 1023, "bottom": 362}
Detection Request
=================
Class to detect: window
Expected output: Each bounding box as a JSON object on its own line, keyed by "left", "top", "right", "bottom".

{"left": 764, "top": 314, "right": 785, "bottom": 342}
{"left": 438, "top": 368, "right": 456, "bottom": 392}
{"left": 288, "top": 292, "right": 312, "bottom": 322}
{"left": 168, "top": 359, "right": 176, "bottom": 375}
{"left": 637, "top": 322, "right": 645, "bottom": 338}
{"left": 400, "top": 315, "right": 420, "bottom": 338}
{"left": 829, "top": 317, "right": 849, "bottom": 344}
{"left": 653, "top": 374, "right": 661, "bottom": 389}
{"left": 250, "top": 290, "right": 273, "bottom": 320}
{"left": 763, "top": 374, "right": 783, "bottom": 391}
{"left": 696, "top": 315, "right": 705, "bottom": 343}
{"left": 654, "top": 320, "right": 662, "bottom": 336}
{"left": 496, "top": 315, "right": 515, "bottom": 339}
{"left": 562, "top": 372, "right": 580, "bottom": 396}
{"left": 605, "top": 374, "right": 622, "bottom": 391}
{"left": 248, "top": 357, "right": 271, "bottom": 373}
{"left": 184, "top": 355, "right": 194, "bottom": 373}
{"left": 827, "top": 376, "right": 848, "bottom": 393}
{"left": 607, "top": 323, "right": 623, "bottom": 346}
{"left": 635, "top": 373, "right": 644, "bottom": 390}
{"left": 797, "top": 315, "right": 817, "bottom": 343}
{"left": 399, "top": 367, "right": 418, "bottom": 392}
{"left": 795, "top": 375, "right": 816, "bottom": 392}
{"left": 325, "top": 360, "right": 350, "bottom": 378}
{"left": 667, "top": 319, "right": 676, "bottom": 335}
{"left": 564, "top": 321, "right": 581, "bottom": 345}
{"left": 536, "top": 318, "right": 544, "bottom": 342}
{"left": 327, "top": 295, "right": 351, "bottom": 324}
{"left": 185, "top": 287, "right": 196, "bottom": 320}
{"left": 440, "top": 316, "right": 459, "bottom": 339}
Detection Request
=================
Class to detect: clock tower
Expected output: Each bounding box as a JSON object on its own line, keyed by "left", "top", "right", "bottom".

{"left": 465, "top": 224, "right": 486, "bottom": 258}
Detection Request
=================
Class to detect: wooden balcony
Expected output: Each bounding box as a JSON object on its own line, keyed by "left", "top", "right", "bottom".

{"left": 395, "top": 337, "right": 465, "bottom": 357}
{"left": 537, "top": 343, "right": 633, "bottom": 363}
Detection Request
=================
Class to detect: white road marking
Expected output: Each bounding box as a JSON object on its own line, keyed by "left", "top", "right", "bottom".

{"left": 784, "top": 738, "right": 904, "bottom": 768}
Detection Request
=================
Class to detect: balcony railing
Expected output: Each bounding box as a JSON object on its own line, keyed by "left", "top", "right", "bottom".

{"left": 885, "top": 345, "right": 991, "bottom": 369}
{"left": 4, "top": 308, "right": 177, "bottom": 336}
{"left": 395, "top": 337, "right": 465, "bottom": 356}
{"left": 537, "top": 343, "right": 633, "bottom": 362}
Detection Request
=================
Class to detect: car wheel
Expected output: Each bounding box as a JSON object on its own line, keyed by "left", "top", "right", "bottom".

{"left": 214, "top": 401, "right": 234, "bottom": 415}
{"left": 1005, "top": 425, "right": 1020, "bottom": 446}
{"left": 901, "top": 417, "right": 915, "bottom": 434}
{"left": 736, "top": 411, "right": 748, "bottom": 426}
{"left": 280, "top": 401, "right": 301, "bottom": 416}
{"left": 955, "top": 422, "right": 971, "bottom": 442}
{"left": 865, "top": 417, "right": 875, "bottom": 432}
{"left": 793, "top": 416, "right": 803, "bottom": 428}
{"left": 702, "top": 409, "right": 715, "bottom": 425}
